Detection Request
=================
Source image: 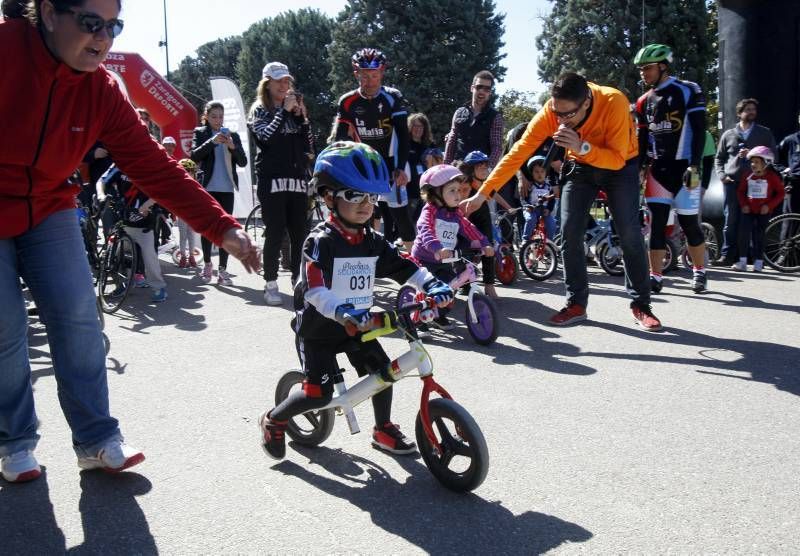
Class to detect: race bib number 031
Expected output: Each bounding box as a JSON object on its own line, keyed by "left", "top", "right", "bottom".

{"left": 331, "top": 257, "right": 378, "bottom": 309}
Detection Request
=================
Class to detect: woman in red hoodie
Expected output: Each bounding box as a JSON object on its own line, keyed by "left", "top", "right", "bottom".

{"left": 0, "top": 0, "right": 259, "bottom": 483}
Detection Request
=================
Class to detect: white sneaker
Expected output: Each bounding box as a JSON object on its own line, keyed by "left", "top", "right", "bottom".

{"left": 77, "top": 439, "right": 145, "bottom": 473}
{"left": 1, "top": 450, "right": 41, "bottom": 483}
{"left": 752, "top": 260, "right": 764, "bottom": 272}
{"left": 263, "top": 281, "right": 282, "bottom": 306}
{"left": 200, "top": 262, "right": 213, "bottom": 284}
{"left": 730, "top": 261, "right": 747, "bottom": 271}
{"left": 217, "top": 269, "right": 233, "bottom": 286}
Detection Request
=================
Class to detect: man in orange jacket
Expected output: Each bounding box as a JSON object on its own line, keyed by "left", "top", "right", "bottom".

{"left": 464, "top": 72, "right": 662, "bottom": 331}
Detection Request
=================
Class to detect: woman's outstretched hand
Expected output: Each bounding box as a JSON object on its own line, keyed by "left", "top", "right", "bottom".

{"left": 221, "top": 227, "right": 261, "bottom": 273}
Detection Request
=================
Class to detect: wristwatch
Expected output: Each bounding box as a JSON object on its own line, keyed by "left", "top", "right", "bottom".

{"left": 579, "top": 141, "right": 592, "bottom": 156}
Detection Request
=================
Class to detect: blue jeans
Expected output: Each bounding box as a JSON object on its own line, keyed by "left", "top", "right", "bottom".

{"left": 560, "top": 159, "right": 650, "bottom": 308}
{"left": 0, "top": 210, "right": 120, "bottom": 458}
{"left": 721, "top": 182, "right": 741, "bottom": 260}
{"left": 522, "top": 206, "right": 556, "bottom": 240}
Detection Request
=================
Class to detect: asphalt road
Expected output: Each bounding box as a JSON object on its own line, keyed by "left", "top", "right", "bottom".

{"left": 3, "top": 255, "right": 799, "bottom": 554}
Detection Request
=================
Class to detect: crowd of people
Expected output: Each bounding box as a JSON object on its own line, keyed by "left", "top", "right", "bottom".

{"left": 1, "top": 0, "right": 796, "bottom": 484}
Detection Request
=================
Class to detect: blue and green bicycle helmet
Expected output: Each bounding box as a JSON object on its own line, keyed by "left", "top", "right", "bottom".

{"left": 311, "top": 141, "right": 391, "bottom": 196}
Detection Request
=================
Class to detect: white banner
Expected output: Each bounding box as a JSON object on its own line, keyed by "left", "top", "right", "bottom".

{"left": 210, "top": 76, "right": 253, "bottom": 218}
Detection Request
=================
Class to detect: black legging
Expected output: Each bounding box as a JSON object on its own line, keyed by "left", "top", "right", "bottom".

{"left": 258, "top": 189, "right": 308, "bottom": 283}
{"left": 201, "top": 191, "right": 234, "bottom": 268}
{"left": 648, "top": 203, "right": 704, "bottom": 250}
{"left": 468, "top": 203, "right": 496, "bottom": 284}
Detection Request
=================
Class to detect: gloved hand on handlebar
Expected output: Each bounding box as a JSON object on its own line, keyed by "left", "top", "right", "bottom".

{"left": 335, "top": 304, "right": 373, "bottom": 331}
{"left": 423, "top": 278, "right": 454, "bottom": 307}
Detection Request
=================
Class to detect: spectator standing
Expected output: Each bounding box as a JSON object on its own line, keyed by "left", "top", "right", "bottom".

{"left": 333, "top": 48, "right": 416, "bottom": 251}
{"left": 777, "top": 111, "right": 800, "bottom": 214}
{"left": 0, "top": 0, "right": 258, "bottom": 483}
{"left": 80, "top": 141, "right": 112, "bottom": 207}
{"left": 713, "top": 98, "right": 777, "bottom": 265}
{"left": 191, "top": 100, "right": 248, "bottom": 286}
{"left": 464, "top": 72, "right": 662, "bottom": 332}
{"left": 407, "top": 113, "right": 435, "bottom": 223}
{"left": 444, "top": 70, "right": 505, "bottom": 170}
{"left": 248, "top": 62, "right": 314, "bottom": 305}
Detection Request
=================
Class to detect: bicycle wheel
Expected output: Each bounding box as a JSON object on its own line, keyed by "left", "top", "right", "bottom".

{"left": 244, "top": 204, "right": 265, "bottom": 244}
{"left": 465, "top": 292, "right": 498, "bottom": 346}
{"left": 274, "top": 370, "right": 335, "bottom": 447}
{"left": 415, "top": 398, "right": 489, "bottom": 492}
{"left": 597, "top": 241, "right": 624, "bottom": 276}
{"left": 396, "top": 284, "right": 417, "bottom": 310}
{"left": 763, "top": 213, "right": 800, "bottom": 272}
{"left": 701, "top": 222, "right": 720, "bottom": 261}
{"left": 494, "top": 247, "right": 518, "bottom": 285}
{"left": 661, "top": 238, "right": 679, "bottom": 273}
{"left": 518, "top": 239, "right": 557, "bottom": 281}
{"left": 97, "top": 234, "right": 137, "bottom": 314}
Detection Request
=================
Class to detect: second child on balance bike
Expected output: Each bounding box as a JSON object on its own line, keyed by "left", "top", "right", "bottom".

{"left": 259, "top": 142, "right": 453, "bottom": 460}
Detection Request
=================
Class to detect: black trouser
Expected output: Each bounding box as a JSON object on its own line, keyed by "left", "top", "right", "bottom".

{"left": 270, "top": 336, "right": 392, "bottom": 426}
{"left": 467, "top": 203, "right": 496, "bottom": 284}
{"left": 201, "top": 191, "right": 234, "bottom": 269}
{"left": 379, "top": 201, "right": 416, "bottom": 243}
{"left": 258, "top": 189, "right": 308, "bottom": 283}
{"left": 738, "top": 212, "right": 770, "bottom": 260}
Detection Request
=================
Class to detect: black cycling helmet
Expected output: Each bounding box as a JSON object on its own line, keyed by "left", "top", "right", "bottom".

{"left": 351, "top": 48, "right": 387, "bottom": 70}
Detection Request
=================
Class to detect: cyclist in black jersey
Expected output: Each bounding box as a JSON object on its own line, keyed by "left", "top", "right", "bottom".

{"left": 634, "top": 43, "right": 709, "bottom": 293}
{"left": 333, "top": 48, "right": 416, "bottom": 251}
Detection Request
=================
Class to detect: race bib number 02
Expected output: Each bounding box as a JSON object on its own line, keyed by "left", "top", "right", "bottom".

{"left": 436, "top": 219, "right": 460, "bottom": 251}
{"left": 331, "top": 257, "right": 378, "bottom": 309}
{"left": 747, "top": 178, "right": 768, "bottom": 199}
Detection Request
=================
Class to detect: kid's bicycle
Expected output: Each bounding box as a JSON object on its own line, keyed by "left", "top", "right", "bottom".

{"left": 518, "top": 202, "right": 559, "bottom": 281}
{"left": 396, "top": 253, "right": 499, "bottom": 345}
{"left": 273, "top": 298, "right": 489, "bottom": 492}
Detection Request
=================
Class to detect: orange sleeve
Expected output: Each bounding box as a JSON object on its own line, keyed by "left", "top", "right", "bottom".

{"left": 479, "top": 109, "right": 556, "bottom": 197}
{"left": 579, "top": 91, "right": 637, "bottom": 170}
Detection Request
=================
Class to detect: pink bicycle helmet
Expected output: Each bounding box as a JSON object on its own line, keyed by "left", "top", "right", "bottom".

{"left": 420, "top": 164, "right": 463, "bottom": 188}
{"left": 746, "top": 145, "right": 774, "bottom": 165}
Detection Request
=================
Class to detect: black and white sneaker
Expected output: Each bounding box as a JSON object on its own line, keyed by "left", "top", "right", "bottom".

{"left": 430, "top": 316, "right": 455, "bottom": 331}
{"left": 691, "top": 272, "right": 707, "bottom": 293}
{"left": 650, "top": 276, "right": 663, "bottom": 294}
{"left": 372, "top": 422, "right": 417, "bottom": 455}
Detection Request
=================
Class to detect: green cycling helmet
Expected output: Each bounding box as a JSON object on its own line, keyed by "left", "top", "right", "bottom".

{"left": 634, "top": 43, "right": 673, "bottom": 65}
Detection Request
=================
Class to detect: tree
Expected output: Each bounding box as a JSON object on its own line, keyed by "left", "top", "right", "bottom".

{"left": 327, "top": 0, "right": 506, "bottom": 143}
{"left": 237, "top": 9, "right": 335, "bottom": 149}
{"left": 536, "top": 0, "right": 716, "bottom": 102}
{"left": 170, "top": 36, "right": 243, "bottom": 116}
{"left": 497, "top": 89, "right": 538, "bottom": 134}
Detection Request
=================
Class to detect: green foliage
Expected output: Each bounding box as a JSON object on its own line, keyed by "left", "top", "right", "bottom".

{"left": 497, "top": 89, "right": 538, "bottom": 134}
{"left": 170, "top": 36, "right": 243, "bottom": 116}
{"left": 236, "top": 9, "right": 335, "bottom": 149}
{"left": 536, "top": 0, "right": 717, "bottom": 101}
{"left": 327, "top": 0, "right": 506, "bottom": 142}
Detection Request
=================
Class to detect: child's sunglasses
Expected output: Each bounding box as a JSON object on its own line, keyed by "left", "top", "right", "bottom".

{"left": 335, "top": 190, "right": 378, "bottom": 204}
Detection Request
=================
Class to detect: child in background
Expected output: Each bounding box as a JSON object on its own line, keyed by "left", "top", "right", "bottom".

{"left": 422, "top": 147, "right": 444, "bottom": 169}
{"left": 732, "top": 146, "right": 785, "bottom": 271}
{"left": 176, "top": 159, "right": 200, "bottom": 268}
{"left": 258, "top": 142, "right": 453, "bottom": 460}
{"left": 411, "top": 164, "right": 493, "bottom": 330}
{"left": 521, "top": 155, "right": 557, "bottom": 241}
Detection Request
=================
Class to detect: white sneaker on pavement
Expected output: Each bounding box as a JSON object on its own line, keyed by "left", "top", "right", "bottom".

{"left": 217, "top": 268, "right": 233, "bottom": 286}
{"left": 1, "top": 450, "right": 41, "bottom": 483}
{"left": 77, "top": 438, "right": 145, "bottom": 473}
{"left": 200, "top": 262, "right": 214, "bottom": 284}
{"left": 263, "top": 281, "right": 282, "bottom": 305}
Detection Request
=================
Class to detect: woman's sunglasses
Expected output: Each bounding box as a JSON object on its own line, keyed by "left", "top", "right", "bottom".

{"left": 58, "top": 8, "right": 125, "bottom": 39}
{"left": 335, "top": 190, "right": 378, "bottom": 204}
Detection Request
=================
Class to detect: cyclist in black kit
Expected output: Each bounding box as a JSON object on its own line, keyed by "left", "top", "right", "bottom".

{"left": 333, "top": 48, "right": 416, "bottom": 251}
{"left": 634, "top": 43, "right": 709, "bottom": 293}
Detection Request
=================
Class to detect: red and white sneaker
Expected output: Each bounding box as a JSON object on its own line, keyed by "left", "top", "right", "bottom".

{"left": 259, "top": 412, "right": 287, "bottom": 460}
{"left": 546, "top": 303, "right": 587, "bottom": 326}
{"left": 372, "top": 422, "right": 417, "bottom": 455}
{"left": 1, "top": 450, "right": 41, "bottom": 483}
{"left": 77, "top": 439, "right": 145, "bottom": 473}
{"left": 631, "top": 303, "right": 662, "bottom": 332}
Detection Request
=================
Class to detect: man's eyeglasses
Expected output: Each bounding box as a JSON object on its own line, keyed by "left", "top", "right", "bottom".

{"left": 551, "top": 97, "right": 587, "bottom": 120}
{"left": 57, "top": 7, "right": 125, "bottom": 39}
{"left": 335, "top": 190, "right": 378, "bottom": 204}
{"left": 472, "top": 84, "right": 493, "bottom": 92}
